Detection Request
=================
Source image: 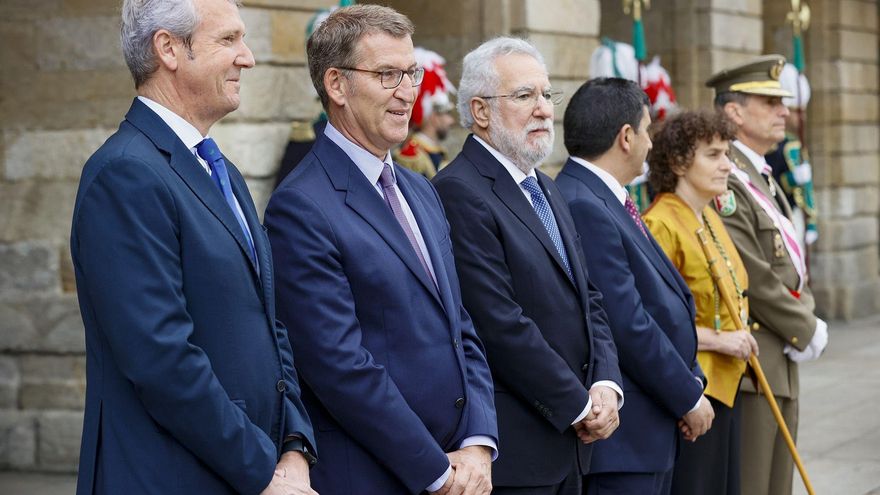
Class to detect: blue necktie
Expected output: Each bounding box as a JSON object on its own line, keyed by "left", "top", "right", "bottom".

{"left": 520, "top": 176, "right": 572, "bottom": 279}
{"left": 196, "top": 138, "right": 256, "bottom": 263}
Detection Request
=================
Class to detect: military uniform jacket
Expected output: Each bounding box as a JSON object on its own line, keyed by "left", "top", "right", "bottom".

{"left": 714, "top": 144, "right": 816, "bottom": 399}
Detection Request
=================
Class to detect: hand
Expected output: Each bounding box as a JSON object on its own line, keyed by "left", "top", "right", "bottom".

{"left": 784, "top": 318, "right": 828, "bottom": 363}
{"left": 680, "top": 395, "right": 714, "bottom": 442}
{"left": 260, "top": 452, "right": 318, "bottom": 495}
{"left": 434, "top": 446, "right": 492, "bottom": 495}
{"left": 574, "top": 386, "right": 619, "bottom": 444}
{"left": 717, "top": 329, "right": 759, "bottom": 361}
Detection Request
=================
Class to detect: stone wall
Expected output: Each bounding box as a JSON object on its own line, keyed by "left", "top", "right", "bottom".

{"left": 795, "top": 0, "right": 880, "bottom": 319}
{"left": 0, "top": 0, "right": 333, "bottom": 475}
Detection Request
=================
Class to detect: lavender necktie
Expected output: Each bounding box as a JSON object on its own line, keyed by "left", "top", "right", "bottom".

{"left": 624, "top": 195, "right": 648, "bottom": 238}
{"left": 378, "top": 164, "right": 435, "bottom": 283}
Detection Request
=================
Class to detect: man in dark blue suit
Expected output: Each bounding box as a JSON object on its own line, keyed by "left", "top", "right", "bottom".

{"left": 264, "top": 5, "right": 497, "bottom": 495}
{"left": 433, "top": 38, "right": 623, "bottom": 495}
{"left": 554, "top": 78, "right": 713, "bottom": 495}
{"left": 70, "top": 0, "right": 315, "bottom": 493}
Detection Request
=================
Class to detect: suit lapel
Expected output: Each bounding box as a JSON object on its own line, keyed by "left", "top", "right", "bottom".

{"left": 125, "top": 99, "right": 260, "bottom": 279}
{"left": 539, "top": 173, "right": 580, "bottom": 291}
{"left": 314, "top": 136, "right": 442, "bottom": 304}
{"left": 462, "top": 137, "right": 573, "bottom": 285}
{"left": 564, "top": 161, "right": 690, "bottom": 308}
{"left": 396, "top": 172, "right": 450, "bottom": 315}
{"left": 229, "top": 172, "right": 273, "bottom": 307}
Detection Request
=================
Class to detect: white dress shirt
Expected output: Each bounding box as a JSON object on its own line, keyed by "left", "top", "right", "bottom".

{"left": 473, "top": 138, "right": 625, "bottom": 424}
{"left": 325, "top": 124, "right": 497, "bottom": 492}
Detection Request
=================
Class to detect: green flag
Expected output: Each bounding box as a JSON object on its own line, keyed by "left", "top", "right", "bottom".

{"left": 633, "top": 18, "right": 646, "bottom": 62}
{"left": 792, "top": 35, "right": 805, "bottom": 72}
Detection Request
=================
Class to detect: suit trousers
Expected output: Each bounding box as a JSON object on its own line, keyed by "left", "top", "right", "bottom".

{"left": 492, "top": 461, "right": 581, "bottom": 495}
{"left": 671, "top": 395, "right": 742, "bottom": 495}
{"left": 740, "top": 391, "right": 798, "bottom": 495}
{"left": 584, "top": 468, "right": 674, "bottom": 495}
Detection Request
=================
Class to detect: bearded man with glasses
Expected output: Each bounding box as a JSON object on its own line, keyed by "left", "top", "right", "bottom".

{"left": 265, "top": 5, "right": 497, "bottom": 495}
{"left": 433, "top": 37, "right": 623, "bottom": 495}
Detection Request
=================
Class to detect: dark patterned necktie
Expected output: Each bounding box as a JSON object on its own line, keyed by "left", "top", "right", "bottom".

{"left": 624, "top": 195, "right": 648, "bottom": 238}
{"left": 520, "top": 176, "right": 572, "bottom": 278}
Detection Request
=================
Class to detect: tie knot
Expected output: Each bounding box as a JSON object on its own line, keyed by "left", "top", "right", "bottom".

{"left": 520, "top": 176, "right": 541, "bottom": 195}
{"left": 196, "top": 138, "right": 222, "bottom": 162}
{"left": 378, "top": 163, "right": 396, "bottom": 188}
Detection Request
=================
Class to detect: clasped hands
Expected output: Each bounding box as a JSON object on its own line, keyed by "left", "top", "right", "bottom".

{"left": 677, "top": 395, "right": 715, "bottom": 442}
{"left": 432, "top": 445, "right": 493, "bottom": 495}
{"left": 574, "top": 386, "right": 620, "bottom": 444}
{"left": 260, "top": 451, "right": 318, "bottom": 495}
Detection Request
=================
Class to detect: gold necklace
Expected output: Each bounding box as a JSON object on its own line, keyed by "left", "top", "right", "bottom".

{"left": 702, "top": 211, "right": 747, "bottom": 332}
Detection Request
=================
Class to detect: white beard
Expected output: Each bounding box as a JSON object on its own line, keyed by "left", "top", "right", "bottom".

{"left": 489, "top": 113, "right": 554, "bottom": 174}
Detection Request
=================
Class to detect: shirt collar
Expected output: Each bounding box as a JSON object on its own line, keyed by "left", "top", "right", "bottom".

{"left": 324, "top": 122, "right": 395, "bottom": 188}
{"left": 472, "top": 134, "right": 537, "bottom": 185}
{"left": 568, "top": 156, "right": 628, "bottom": 205}
{"left": 137, "top": 96, "right": 205, "bottom": 150}
{"left": 732, "top": 139, "right": 768, "bottom": 175}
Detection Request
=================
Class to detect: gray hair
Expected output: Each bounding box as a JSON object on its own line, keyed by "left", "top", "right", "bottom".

{"left": 121, "top": 0, "right": 242, "bottom": 88}
{"left": 457, "top": 37, "right": 546, "bottom": 129}
{"left": 714, "top": 91, "right": 749, "bottom": 109}
{"left": 307, "top": 5, "right": 414, "bottom": 110}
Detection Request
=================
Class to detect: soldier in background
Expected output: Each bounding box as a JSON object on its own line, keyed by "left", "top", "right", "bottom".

{"left": 395, "top": 47, "right": 456, "bottom": 178}
{"left": 765, "top": 63, "right": 818, "bottom": 250}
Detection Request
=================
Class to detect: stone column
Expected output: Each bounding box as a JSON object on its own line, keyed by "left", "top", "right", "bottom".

{"left": 785, "top": 0, "right": 880, "bottom": 319}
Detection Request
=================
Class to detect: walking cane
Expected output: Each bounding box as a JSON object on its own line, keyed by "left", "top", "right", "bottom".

{"left": 695, "top": 228, "right": 815, "bottom": 495}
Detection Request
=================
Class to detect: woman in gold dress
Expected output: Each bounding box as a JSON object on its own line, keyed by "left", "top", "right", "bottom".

{"left": 643, "top": 110, "right": 758, "bottom": 495}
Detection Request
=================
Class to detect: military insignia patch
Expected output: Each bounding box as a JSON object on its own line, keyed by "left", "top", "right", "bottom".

{"left": 714, "top": 190, "right": 737, "bottom": 216}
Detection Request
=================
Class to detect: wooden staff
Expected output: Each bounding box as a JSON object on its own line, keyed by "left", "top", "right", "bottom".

{"left": 695, "top": 227, "right": 815, "bottom": 495}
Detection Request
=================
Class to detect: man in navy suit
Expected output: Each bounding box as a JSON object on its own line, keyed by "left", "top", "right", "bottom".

{"left": 264, "top": 5, "right": 497, "bottom": 495}
{"left": 432, "top": 37, "right": 623, "bottom": 495}
{"left": 554, "top": 78, "right": 713, "bottom": 495}
{"left": 70, "top": 0, "right": 315, "bottom": 493}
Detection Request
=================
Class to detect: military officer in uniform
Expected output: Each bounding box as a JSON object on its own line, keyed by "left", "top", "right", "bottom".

{"left": 706, "top": 55, "right": 829, "bottom": 495}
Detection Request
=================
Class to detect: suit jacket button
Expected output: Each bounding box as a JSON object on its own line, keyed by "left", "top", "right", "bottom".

{"left": 453, "top": 339, "right": 460, "bottom": 348}
{"left": 276, "top": 380, "right": 286, "bottom": 392}
{"left": 791, "top": 336, "right": 799, "bottom": 344}
{"left": 455, "top": 398, "right": 466, "bottom": 409}
{"left": 752, "top": 322, "right": 760, "bottom": 330}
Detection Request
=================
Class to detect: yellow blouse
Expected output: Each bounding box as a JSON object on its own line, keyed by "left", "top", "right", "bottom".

{"left": 643, "top": 193, "right": 750, "bottom": 408}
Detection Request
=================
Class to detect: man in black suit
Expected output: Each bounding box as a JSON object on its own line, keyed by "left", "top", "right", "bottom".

{"left": 433, "top": 37, "right": 623, "bottom": 495}
{"left": 555, "top": 78, "right": 711, "bottom": 495}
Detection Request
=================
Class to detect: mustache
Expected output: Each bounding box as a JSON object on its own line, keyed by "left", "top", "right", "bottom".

{"left": 525, "top": 119, "right": 553, "bottom": 133}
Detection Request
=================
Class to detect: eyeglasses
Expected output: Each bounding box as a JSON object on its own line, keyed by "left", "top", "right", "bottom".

{"left": 480, "top": 89, "right": 564, "bottom": 107}
{"left": 338, "top": 66, "right": 425, "bottom": 89}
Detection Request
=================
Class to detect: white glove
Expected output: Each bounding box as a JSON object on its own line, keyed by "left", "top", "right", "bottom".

{"left": 784, "top": 318, "right": 828, "bottom": 363}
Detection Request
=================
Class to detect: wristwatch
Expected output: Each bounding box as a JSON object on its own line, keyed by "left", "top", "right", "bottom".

{"left": 283, "top": 435, "right": 317, "bottom": 466}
